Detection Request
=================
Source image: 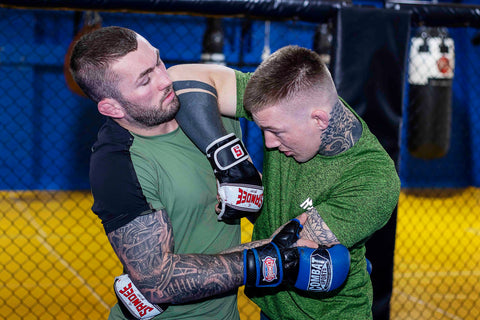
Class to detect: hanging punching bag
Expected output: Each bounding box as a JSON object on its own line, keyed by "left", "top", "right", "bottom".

{"left": 407, "top": 27, "right": 455, "bottom": 159}
{"left": 201, "top": 18, "right": 225, "bottom": 65}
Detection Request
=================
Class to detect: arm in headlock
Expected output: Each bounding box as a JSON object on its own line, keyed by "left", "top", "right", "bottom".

{"left": 172, "top": 67, "right": 263, "bottom": 222}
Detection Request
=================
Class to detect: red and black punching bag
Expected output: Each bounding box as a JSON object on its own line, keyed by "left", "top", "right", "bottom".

{"left": 201, "top": 18, "right": 225, "bottom": 65}
{"left": 407, "top": 27, "right": 455, "bottom": 159}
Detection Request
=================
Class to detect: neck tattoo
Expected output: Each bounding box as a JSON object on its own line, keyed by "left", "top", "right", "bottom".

{"left": 318, "top": 100, "right": 362, "bottom": 156}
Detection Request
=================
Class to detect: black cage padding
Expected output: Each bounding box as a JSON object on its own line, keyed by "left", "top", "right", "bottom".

{"left": 332, "top": 8, "right": 411, "bottom": 318}
{"left": 333, "top": 6, "right": 411, "bottom": 163}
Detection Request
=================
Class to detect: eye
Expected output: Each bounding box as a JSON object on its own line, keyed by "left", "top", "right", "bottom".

{"left": 265, "top": 129, "right": 282, "bottom": 138}
{"left": 272, "top": 130, "right": 283, "bottom": 137}
{"left": 141, "top": 77, "right": 151, "bottom": 86}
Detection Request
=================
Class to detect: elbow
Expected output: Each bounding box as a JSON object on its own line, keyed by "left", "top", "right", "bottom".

{"left": 131, "top": 274, "right": 171, "bottom": 305}
{"left": 126, "top": 259, "right": 175, "bottom": 305}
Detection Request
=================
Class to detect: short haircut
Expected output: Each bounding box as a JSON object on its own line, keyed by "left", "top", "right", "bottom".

{"left": 69, "top": 26, "right": 138, "bottom": 102}
{"left": 244, "top": 45, "right": 337, "bottom": 114}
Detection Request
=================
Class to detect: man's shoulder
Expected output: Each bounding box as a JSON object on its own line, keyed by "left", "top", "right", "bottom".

{"left": 92, "top": 118, "right": 132, "bottom": 153}
{"left": 90, "top": 118, "right": 137, "bottom": 181}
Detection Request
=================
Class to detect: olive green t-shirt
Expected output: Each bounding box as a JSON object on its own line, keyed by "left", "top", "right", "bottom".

{"left": 105, "top": 117, "right": 242, "bottom": 320}
{"left": 235, "top": 70, "right": 400, "bottom": 320}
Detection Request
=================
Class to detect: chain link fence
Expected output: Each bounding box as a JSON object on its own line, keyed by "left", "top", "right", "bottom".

{"left": 0, "top": 6, "right": 479, "bottom": 320}
{"left": 394, "top": 23, "right": 480, "bottom": 320}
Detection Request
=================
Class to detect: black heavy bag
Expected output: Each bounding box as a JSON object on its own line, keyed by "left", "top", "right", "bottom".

{"left": 407, "top": 27, "right": 455, "bottom": 159}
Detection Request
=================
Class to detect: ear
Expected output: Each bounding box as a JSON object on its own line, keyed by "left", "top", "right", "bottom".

{"left": 311, "top": 109, "right": 329, "bottom": 130}
{"left": 98, "top": 98, "right": 125, "bottom": 119}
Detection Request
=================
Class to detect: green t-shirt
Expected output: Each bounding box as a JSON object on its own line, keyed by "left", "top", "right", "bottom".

{"left": 235, "top": 70, "right": 400, "bottom": 320}
{"left": 107, "top": 117, "right": 242, "bottom": 320}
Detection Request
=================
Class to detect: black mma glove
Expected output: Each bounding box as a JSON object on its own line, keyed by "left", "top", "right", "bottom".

{"left": 206, "top": 133, "right": 263, "bottom": 221}
{"left": 173, "top": 80, "right": 264, "bottom": 222}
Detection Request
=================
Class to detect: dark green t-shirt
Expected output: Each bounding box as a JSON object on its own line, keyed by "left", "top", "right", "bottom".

{"left": 235, "top": 70, "right": 400, "bottom": 320}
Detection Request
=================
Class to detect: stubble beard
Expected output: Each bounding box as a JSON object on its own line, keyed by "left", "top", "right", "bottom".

{"left": 121, "top": 92, "right": 180, "bottom": 128}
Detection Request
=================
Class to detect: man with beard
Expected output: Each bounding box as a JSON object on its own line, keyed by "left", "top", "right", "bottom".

{"left": 69, "top": 27, "right": 347, "bottom": 320}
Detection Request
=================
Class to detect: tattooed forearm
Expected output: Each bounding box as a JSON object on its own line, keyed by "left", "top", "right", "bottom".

{"left": 108, "top": 210, "right": 244, "bottom": 304}
{"left": 301, "top": 208, "right": 340, "bottom": 246}
{"left": 143, "top": 252, "right": 243, "bottom": 304}
{"left": 318, "top": 100, "right": 362, "bottom": 156}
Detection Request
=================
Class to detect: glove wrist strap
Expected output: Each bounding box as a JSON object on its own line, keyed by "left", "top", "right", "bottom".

{"left": 114, "top": 274, "right": 166, "bottom": 319}
{"left": 244, "top": 243, "right": 283, "bottom": 287}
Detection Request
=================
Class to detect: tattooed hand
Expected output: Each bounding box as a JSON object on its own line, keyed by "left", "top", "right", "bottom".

{"left": 300, "top": 207, "right": 340, "bottom": 247}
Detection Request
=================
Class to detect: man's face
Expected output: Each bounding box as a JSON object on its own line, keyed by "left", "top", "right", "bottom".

{"left": 111, "top": 36, "right": 179, "bottom": 127}
{"left": 252, "top": 100, "right": 322, "bottom": 163}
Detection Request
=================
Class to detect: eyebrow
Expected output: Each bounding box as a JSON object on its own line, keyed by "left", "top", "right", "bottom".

{"left": 264, "top": 126, "right": 283, "bottom": 132}
{"left": 137, "top": 49, "right": 160, "bottom": 82}
{"left": 257, "top": 123, "right": 282, "bottom": 132}
{"left": 252, "top": 116, "right": 279, "bottom": 132}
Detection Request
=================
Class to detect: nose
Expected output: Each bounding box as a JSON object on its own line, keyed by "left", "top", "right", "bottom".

{"left": 154, "top": 65, "right": 172, "bottom": 91}
{"left": 264, "top": 131, "right": 281, "bottom": 149}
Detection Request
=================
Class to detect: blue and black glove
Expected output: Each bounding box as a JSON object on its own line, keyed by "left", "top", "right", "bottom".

{"left": 244, "top": 219, "right": 351, "bottom": 291}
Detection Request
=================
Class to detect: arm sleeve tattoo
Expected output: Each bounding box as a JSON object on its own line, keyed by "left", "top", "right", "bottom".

{"left": 108, "top": 210, "right": 243, "bottom": 304}
{"left": 301, "top": 208, "right": 340, "bottom": 246}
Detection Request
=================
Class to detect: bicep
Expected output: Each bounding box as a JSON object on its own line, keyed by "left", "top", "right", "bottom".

{"left": 167, "top": 64, "right": 237, "bottom": 116}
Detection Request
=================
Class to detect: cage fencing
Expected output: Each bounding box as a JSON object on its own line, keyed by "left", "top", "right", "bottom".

{"left": 0, "top": 4, "right": 479, "bottom": 320}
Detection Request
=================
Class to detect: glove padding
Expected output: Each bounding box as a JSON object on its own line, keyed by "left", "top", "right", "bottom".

{"left": 206, "top": 133, "right": 263, "bottom": 221}
{"left": 114, "top": 274, "right": 168, "bottom": 320}
{"left": 244, "top": 243, "right": 350, "bottom": 292}
{"left": 292, "top": 245, "right": 351, "bottom": 291}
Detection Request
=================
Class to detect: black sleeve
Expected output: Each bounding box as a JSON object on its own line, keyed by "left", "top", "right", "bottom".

{"left": 90, "top": 119, "right": 155, "bottom": 234}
